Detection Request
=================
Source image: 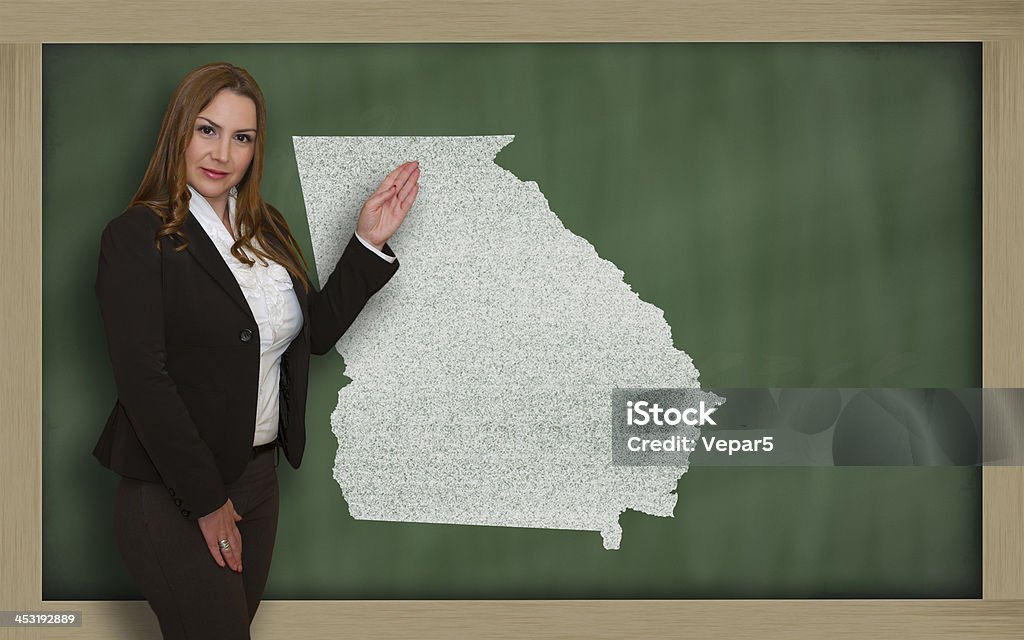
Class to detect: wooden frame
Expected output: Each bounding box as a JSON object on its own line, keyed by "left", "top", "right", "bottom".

{"left": 2, "top": 2, "right": 1022, "bottom": 637}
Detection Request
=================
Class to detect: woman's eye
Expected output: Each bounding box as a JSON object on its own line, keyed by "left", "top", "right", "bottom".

{"left": 198, "top": 124, "right": 215, "bottom": 135}
{"left": 235, "top": 134, "right": 253, "bottom": 143}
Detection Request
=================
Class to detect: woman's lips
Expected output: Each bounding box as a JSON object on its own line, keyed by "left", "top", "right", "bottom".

{"left": 202, "top": 168, "right": 228, "bottom": 179}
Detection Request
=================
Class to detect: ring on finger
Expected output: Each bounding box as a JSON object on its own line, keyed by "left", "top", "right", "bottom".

{"left": 218, "top": 538, "right": 232, "bottom": 551}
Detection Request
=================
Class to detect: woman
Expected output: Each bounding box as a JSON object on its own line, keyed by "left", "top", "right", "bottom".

{"left": 90, "top": 62, "right": 418, "bottom": 639}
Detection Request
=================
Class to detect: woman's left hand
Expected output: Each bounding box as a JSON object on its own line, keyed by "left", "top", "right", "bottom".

{"left": 356, "top": 160, "right": 420, "bottom": 250}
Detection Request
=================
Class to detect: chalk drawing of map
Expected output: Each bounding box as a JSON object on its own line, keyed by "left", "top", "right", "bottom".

{"left": 294, "top": 135, "right": 712, "bottom": 549}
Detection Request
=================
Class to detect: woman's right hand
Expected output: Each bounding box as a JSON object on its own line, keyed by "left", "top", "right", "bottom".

{"left": 197, "top": 498, "right": 244, "bottom": 572}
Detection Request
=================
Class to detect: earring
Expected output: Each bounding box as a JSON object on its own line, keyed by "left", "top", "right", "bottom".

{"left": 229, "top": 185, "right": 238, "bottom": 197}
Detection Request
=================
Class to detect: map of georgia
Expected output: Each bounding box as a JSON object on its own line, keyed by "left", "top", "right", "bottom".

{"left": 294, "top": 135, "right": 710, "bottom": 549}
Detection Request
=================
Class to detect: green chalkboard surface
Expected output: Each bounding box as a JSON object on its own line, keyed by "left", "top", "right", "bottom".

{"left": 43, "top": 43, "right": 980, "bottom": 599}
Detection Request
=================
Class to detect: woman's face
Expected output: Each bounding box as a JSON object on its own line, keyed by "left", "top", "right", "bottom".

{"left": 184, "top": 88, "right": 257, "bottom": 215}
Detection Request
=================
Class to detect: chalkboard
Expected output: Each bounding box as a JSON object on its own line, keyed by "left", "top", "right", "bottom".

{"left": 42, "top": 42, "right": 980, "bottom": 599}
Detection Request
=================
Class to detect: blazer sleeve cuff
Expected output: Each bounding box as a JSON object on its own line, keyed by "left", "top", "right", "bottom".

{"left": 339, "top": 233, "right": 399, "bottom": 289}
{"left": 354, "top": 231, "right": 397, "bottom": 263}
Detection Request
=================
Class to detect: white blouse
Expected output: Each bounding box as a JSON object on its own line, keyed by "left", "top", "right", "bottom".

{"left": 187, "top": 185, "right": 303, "bottom": 446}
{"left": 186, "top": 185, "right": 395, "bottom": 447}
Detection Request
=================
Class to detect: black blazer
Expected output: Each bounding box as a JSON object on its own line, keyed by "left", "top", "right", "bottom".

{"left": 91, "top": 204, "right": 398, "bottom": 521}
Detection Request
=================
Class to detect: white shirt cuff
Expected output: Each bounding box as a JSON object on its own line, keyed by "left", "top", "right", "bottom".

{"left": 355, "top": 232, "right": 396, "bottom": 263}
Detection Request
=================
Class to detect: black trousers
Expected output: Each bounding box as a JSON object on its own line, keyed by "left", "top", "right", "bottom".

{"left": 115, "top": 443, "right": 280, "bottom": 640}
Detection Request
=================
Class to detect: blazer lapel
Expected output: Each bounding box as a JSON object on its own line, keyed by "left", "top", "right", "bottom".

{"left": 290, "top": 268, "right": 311, "bottom": 345}
{"left": 182, "top": 211, "right": 256, "bottom": 324}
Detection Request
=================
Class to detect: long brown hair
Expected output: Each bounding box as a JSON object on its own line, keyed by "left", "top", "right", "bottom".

{"left": 130, "top": 61, "right": 312, "bottom": 293}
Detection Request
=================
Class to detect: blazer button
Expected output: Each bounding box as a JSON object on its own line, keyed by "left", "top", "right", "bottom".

{"left": 239, "top": 328, "right": 253, "bottom": 343}
{"left": 168, "top": 488, "right": 175, "bottom": 497}
{"left": 174, "top": 498, "right": 182, "bottom": 507}
{"left": 181, "top": 509, "right": 191, "bottom": 518}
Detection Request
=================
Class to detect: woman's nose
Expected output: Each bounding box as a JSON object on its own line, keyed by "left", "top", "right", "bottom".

{"left": 212, "top": 138, "right": 231, "bottom": 163}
